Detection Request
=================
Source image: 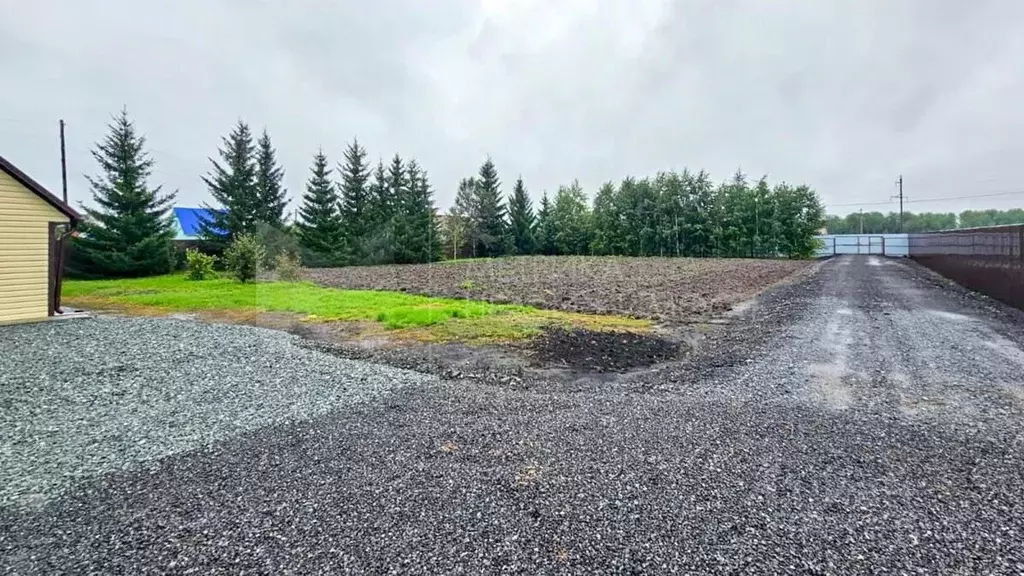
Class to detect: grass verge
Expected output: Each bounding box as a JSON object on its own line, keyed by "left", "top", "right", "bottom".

{"left": 63, "top": 275, "right": 651, "bottom": 343}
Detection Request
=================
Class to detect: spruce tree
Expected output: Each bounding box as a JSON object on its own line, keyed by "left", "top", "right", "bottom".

{"left": 507, "top": 175, "right": 536, "bottom": 255}
{"left": 68, "top": 108, "right": 176, "bottom": 278}
{"left": 392, "top": 159, "right": 418, "bottom": 264}
{"left": 535, "top": 191, "right": 556, "bottom": 255}
{"left": 393, "top": 160, "right": 441, "bottom": 263}
{"left": 338, "top": 138, "right": 371, "bottom": 261}
{"left": 296, "top": 150, "right": 346, "bottom": 266}
{"left": 453, "top": 177, "right": 478, "bottom": 258}
{"left": 418, "top": 169, "right": 442, "bottom": 263}
{"left": 200, "top": 120, "right": 258, "bottom": 252}
{"left": 363, "top": 159, "right": 392, "bottom": 264}
{"left": 365, "top": 159, "right": 389, "bottom": 228}
{"left": 254, "top": 129, "right": 287, "bottom": 227}
{"left": 383, "top": 154, "right": 407, "bottom": 262}
{"left": 471, "top": 157, "right": 509, "bottom": 257}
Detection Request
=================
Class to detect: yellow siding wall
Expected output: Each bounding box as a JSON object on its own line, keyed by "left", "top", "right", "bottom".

{"left": 0, "top": 170, "right": 69, "bottom": 324}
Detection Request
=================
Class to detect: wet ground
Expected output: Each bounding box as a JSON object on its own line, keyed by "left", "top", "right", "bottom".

{"left": 3, "top": 256, "right": 1024, "bottom": 574}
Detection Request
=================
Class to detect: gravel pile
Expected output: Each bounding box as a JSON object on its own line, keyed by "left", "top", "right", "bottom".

{"left": 0, "top": 316, "right": 433, "bottom": 509}
{"left": 4, "top": 257, "right": 1024, "bottom": 573}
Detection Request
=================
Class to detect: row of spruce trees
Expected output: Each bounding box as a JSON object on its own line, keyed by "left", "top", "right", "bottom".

{"left": 67, "top": 109, "right": 826, "bottom": 279}
{"left": 198, "top": 119, "right": 444, "bottom": 267}
{"left": 293, "top": 141, "right": 441, "bottom": 267}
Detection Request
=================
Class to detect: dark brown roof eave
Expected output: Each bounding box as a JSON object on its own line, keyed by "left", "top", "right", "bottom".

{"left": 0, "top": 153, "right": 82, "bottom": 222}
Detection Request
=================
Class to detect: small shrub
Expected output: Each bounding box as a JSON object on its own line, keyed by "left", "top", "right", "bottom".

{"left": 184, "top": 249, "right": 217, "bottom": 281}
{"left": 224, "top": 233, "right": 266, "bottom": 283}
{"left": 275, "top": 251, "right": 302, "bottom": 282}
{"left": 459, "top": 279, "right": 475, "bottom": 290}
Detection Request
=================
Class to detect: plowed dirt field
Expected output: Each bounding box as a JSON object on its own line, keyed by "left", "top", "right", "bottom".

{"left": 304, "top": 256, "right": 810, "bottom": 323}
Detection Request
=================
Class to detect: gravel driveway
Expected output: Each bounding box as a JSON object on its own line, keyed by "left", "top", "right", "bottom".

{"left": 0, "top": 319, "right": 433, "bottom": 509}
{"left": 3, "top": 256, "right": 1024, "bottom": 574}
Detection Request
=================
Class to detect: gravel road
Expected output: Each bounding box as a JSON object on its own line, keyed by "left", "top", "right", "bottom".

{"left": 3, "top": 256, "right": 1024, "bottom": 574}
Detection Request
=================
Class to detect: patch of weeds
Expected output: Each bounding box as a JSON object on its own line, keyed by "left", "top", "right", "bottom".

{"left": 274, "top": 251, "right": 302, "bottom": 282}
{"left": 388, "top": 308, "right": 652, "bottom": 345}
{"left": 459, "top": 279, "right": 475, "bottom": 291}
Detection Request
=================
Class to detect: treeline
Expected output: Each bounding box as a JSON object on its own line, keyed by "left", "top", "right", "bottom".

{"left": 826, "top": 208, "right": 1024, "bottom": 234}
{"left": 442, "top": 168, "right": 826, "bottom": 259}
{"left": 68, "top": 109, "right": 827, "bottom": 279}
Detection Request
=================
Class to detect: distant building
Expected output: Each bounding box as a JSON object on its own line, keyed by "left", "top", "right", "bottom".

{"left": 172, "top": 207, "right": 223, "bottom": 243}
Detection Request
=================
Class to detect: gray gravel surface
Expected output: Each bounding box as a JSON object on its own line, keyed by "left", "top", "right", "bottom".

{"left": 3, "top": 256, "right": 1024, "bottom": 574}
{"left": 0, "top": 317, "right": 433, "bottom": 509}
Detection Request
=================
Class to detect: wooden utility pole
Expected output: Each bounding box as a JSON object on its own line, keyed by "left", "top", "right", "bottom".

{"left": 59, "top": 119, "right": 68, "bottom": 204}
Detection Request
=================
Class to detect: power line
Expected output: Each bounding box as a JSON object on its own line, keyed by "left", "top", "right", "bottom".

{"left": 907, "top": 190, "right": 1024, "bottom": 204}
{"left": 826, "top": 199, "right": 895, "bottom": 208}
{"left": 827, "top": 189, "right": 1024, "bottom": 210}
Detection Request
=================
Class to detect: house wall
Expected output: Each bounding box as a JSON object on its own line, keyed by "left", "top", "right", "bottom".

{"left": 0, "top": 170, "right": 70, "bottom": 324}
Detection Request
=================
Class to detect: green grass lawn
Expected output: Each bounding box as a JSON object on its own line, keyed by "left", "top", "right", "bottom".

{"left": 63, "top": 274, "right": 652, "bottom": 343}
{"left": 63, "top": 275, "right": 528, "bottom": 329}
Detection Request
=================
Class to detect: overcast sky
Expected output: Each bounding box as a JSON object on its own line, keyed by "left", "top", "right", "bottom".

{"left": 2, "top": 0, "right": 1023, "bottom": 216}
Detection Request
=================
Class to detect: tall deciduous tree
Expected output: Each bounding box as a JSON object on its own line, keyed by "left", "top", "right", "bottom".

{"left": 296, "top": 150, "right": 346, "bottom": 266}
{"left": 254, "top": 129, "right": 287, "bottom": 227}
{"left": 589, "top": 181, "right": 619, "bottom": 256}
{"left": 200, "top": 120, "right": 258, "bottom": 252}
{"left": 551, "top": 180, "right": 592, "bottom": 255}
{"left": 69, "top": 108, "right": 176, "bottom": 278}
{"left": 441, "top": 206, "right": 469, "bottom": 260}
{"left": 507, "top": 176, "right": 536, "bottom": 255}
{"left": 471, "top": 157, "right": 509, "bottom": 257}
{"left": 338, "top": 138, "right": 371, "bottom": 261}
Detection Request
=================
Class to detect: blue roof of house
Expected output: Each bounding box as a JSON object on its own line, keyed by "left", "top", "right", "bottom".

{"left": 173, "top": 207, "right": 223, "bottom": 240}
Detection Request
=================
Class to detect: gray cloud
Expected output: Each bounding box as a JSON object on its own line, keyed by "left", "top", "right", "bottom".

{"left": 2, "top": 0, "right": 1023, "bottom": 217}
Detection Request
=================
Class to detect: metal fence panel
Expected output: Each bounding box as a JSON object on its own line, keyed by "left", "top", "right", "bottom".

{"left": 909, "top": 225, "right": 1024, "bottom": 310}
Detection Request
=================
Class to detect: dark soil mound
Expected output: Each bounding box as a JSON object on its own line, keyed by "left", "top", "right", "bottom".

{"left": 525, "top": 328, "right": 681, "bottom": 373}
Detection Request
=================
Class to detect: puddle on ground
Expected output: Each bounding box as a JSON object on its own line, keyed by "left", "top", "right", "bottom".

{"left": 982, "top": 336, "right": 1024, "bottom": 367}
{"left": 806, "top": 363, "right": 854, "bottom": 410}
{"left": 1001, "top": 384, "right": 1024, "bottom": 409}
{"left": 925, "top": 309, "right": 972, "bottom": 322}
